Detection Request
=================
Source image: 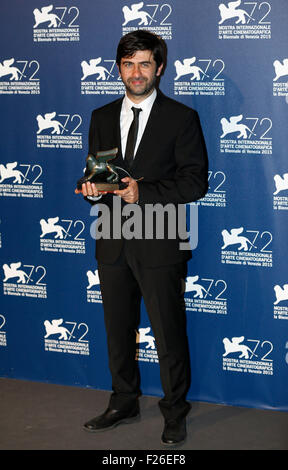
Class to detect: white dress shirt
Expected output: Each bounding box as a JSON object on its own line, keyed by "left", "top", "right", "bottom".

{"left": 120, "top": 89, "right": 157, "bottom": 158}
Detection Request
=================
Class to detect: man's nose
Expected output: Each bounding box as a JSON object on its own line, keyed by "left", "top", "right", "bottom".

{"left": 131, "top": 64, "right": 142, "bottom": 76}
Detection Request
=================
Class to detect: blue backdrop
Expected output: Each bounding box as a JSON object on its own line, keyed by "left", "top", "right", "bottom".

{"left": 1, "top": 0, "right": 288, "bottom": 410}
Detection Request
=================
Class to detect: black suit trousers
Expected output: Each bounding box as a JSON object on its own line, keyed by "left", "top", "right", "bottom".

{"left": 98, "top": 240, "right": 191, "bottom": 421}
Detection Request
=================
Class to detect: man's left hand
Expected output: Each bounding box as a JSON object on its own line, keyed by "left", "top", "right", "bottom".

{"left": 114, "top": 177, "right": 139, "bottom": 203}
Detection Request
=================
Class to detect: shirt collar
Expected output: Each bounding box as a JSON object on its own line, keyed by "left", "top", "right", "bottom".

{"left": 123, "top": 89, "right": 157, "bottom": 114}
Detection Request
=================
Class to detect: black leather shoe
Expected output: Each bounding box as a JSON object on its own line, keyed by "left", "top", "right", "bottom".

{"left": 161, "top": 418, "right": 187, "bottom": 446}
{"left": 83, "top": 406, "right": 140, "bottom": 433}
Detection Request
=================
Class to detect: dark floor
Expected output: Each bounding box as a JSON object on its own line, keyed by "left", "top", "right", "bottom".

{"left": 0, "top": 377, "right": 288, "bottom": 450}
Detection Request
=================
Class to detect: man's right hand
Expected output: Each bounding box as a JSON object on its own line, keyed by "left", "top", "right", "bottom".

{"left": 75, "top": 182, "right": 106, "bottom": 197}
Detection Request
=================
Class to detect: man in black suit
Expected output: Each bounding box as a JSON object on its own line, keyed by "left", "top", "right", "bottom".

{"left": 76, "top": 30, "right": 208, "bottom": 446}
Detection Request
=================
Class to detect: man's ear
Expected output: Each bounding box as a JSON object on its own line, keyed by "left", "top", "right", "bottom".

{"left": 156, "top": 63, "right": 164, "bottom": 77}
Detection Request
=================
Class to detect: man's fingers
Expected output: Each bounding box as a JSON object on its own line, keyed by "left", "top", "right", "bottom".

{"left": 114, "top": 188, "right": 128, "bottom": 197}
{"left": 121, "top": 177, "right": 131, "bottom": 183}
{"left": 79, "top": 182, "right": 99, "bottom": 197}
{"left": 114, "top": 178, "right": 138, "bottom": 203}
{"left": 81, "top": 183, "right": 88, "bottom": 196}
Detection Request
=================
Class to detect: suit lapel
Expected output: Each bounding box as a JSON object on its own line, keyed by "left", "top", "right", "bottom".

{"left": 109, "top": 98, "right": 124, "bottom": 165}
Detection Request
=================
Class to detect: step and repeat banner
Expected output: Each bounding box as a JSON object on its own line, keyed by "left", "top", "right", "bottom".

{"left": 1, "top": 0, "right": 288, "bottom": 410}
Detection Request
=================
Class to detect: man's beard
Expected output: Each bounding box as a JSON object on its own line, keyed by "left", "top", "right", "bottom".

{"left": 124, "top": 75, "right": 157, "bottom": 97}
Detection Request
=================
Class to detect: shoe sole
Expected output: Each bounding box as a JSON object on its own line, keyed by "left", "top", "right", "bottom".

{"left": 161, "top": 436, "right": 186, "bottom": 447}
{"left": 83, "top": 414, "right": 140, "bottom": 433}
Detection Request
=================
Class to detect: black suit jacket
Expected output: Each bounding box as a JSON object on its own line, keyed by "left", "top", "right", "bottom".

{"left": 88, "top": 90, "right": 208, "bottom": 267}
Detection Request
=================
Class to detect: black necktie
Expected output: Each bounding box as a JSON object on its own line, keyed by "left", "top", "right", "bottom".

{"left": 124, "top": 107, "right": 142, "bottom": 167}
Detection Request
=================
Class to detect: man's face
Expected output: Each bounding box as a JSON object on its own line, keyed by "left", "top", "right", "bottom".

{"left": 118, "top": 49, "right": 163, "bottom": 103}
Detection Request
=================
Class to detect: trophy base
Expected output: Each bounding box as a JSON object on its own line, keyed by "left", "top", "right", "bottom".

{"left": 94, "top": 182, "right": 119, "bottom": 192}
{"left": 76, "top": 176, "right": 120, "bottom": 191}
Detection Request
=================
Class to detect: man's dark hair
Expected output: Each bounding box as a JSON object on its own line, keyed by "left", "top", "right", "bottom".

{"left": 116, "top": 30, "right": 167, "bottom": 73}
